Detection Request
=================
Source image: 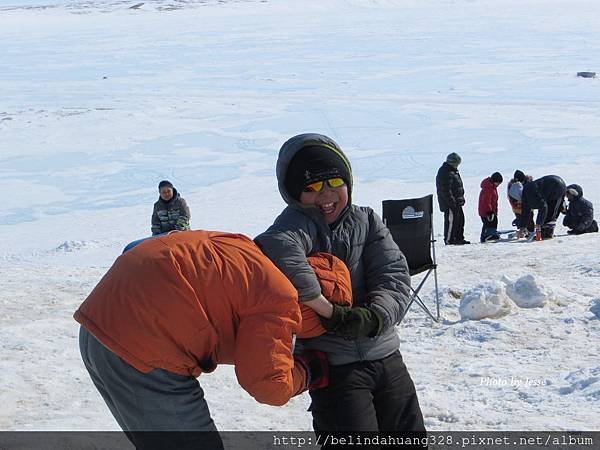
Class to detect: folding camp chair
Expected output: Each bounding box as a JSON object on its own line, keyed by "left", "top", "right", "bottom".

{"left": 382, "top": 194, "right": 441, "bottom": 322}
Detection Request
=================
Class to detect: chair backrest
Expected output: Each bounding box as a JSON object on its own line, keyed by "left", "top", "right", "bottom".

{"left": 382, "top": 194, "right": 434, "bottom": 276}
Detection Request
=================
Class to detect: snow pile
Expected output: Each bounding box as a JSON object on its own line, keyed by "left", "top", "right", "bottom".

{"left": 558, "top": 367, "right": 600, "bottom": 400}
{"left": 459, "top": 281, "right": 513, "bottom": 320}
{"left": 503, "top": 274, "right": 554, "bottom": 308}
{"left": 54, "top": 240, "right": 100, "bottom": 253}
{"left": 459, "top": 275, "right": 556, "bottom": 320}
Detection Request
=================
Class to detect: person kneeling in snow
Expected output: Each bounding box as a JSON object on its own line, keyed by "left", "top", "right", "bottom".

{"left": 479, "top": 172, "right": 503, "bottom": 242}
{"left": 563, "top": 184, "right": 598, "bottom": 235}
{"left": 74, "top": 231, "right": 342, "bottom": 450}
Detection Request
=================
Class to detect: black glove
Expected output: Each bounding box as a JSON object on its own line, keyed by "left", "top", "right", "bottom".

{"left": 319, "top": 304, "right": 352, "bottom": 332}
{"left": 294, "top": 350, "right": 329, "bottom": 390}
{"left": 486, "top": 212, "right": 495, "bottom": 222}
{"left": 333, "top": 307, "right": 383, "bottom": 340}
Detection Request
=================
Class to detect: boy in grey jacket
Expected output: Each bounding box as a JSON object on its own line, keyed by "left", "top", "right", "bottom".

{"left": 255, "top": 133, "right": 425, "bottom": 438}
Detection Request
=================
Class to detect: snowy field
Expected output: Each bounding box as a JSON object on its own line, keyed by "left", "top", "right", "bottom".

{"left": 1, "top": 0, "right": 599, "bottom": 433}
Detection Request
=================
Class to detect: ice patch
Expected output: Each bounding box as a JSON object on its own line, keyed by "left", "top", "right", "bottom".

{"left": 503, "top": 274, "right": 553, "bottom": 308}
{"left": 590, "top": 299, "right": 600, "bottom": 320}
{"left": 579, "top": 266, "right": 600, "bottom": 277}
{"left": 459, "top": 281, "right": 514, "bottom": 321}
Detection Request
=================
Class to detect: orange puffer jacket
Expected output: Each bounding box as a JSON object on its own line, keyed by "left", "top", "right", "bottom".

{"left": 74, "top": 230, "right": 304, "bottom": 406}
{"left": 300, "top": 253, "right": 353, "bottom": 338}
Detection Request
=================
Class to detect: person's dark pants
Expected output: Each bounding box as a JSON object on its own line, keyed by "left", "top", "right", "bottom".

{"left": 480, "top": 215, "right": 499, "bottom": 242}
{"left": 537, "top": 195, "right": 565, "bottom": 239}
{"left": 444, "top": 207, "right": 465, "bottom": 244}
{"left": 79, "top": 326, "right": 223, "bottom": 450}
{"left": 308, "top": 351, "right": 425, "bottom": 448}
{"left": 545, "top": 195, "right": 564, "bottom": 224}
{"left": 568, "top": 219, "right": 599, "bottom": 235}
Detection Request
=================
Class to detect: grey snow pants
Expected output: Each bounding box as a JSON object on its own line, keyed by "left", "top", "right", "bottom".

{"left": 79, "top": 326, "right": 224, "bottom": 450}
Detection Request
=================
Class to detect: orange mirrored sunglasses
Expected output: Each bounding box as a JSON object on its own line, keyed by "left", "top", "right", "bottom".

{"left": 303, "top": 177, "right": 346, "bottom": 193}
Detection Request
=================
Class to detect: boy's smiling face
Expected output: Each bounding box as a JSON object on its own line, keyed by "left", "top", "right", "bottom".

{"left": 159, "top": 186, "right": 174, "bottom": 202}
{"left": 299, "top": 182, "right": 349, "bottom": 224}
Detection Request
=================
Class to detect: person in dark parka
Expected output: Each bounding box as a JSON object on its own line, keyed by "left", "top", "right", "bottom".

{"left": 436, "top": 152, "right": 469, "bottom": 245}
{"left": 151, "top": 180, "right": 191, "bottom": 235}
{"left": 255, "top": 133, "right": 425, "bottom": 439}
{"left": 518, "top": 175, "right": 566, "bottom": 239}
{"left": 563, "top": 184, "right": 598, "bottom": 235}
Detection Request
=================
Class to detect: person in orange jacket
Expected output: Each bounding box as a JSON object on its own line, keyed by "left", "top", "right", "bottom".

{"left": 74, "top": 230, "right": 341, "bottom": 450}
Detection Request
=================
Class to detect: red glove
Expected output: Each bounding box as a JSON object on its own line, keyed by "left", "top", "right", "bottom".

{"left": 294, "top": 350, "right": 329, "bottom": 390}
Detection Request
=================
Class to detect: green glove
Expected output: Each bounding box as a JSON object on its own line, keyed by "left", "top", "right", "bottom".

{"left": 319, "top": 304, "right": 352, "bottom": 332}
{"left": 333, "top": 307, "right": 383, "bottom": 340}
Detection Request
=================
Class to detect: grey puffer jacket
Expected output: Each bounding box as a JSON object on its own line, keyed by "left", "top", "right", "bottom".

{"left": 255, "top": 133, "right": 411, "bottom": 365}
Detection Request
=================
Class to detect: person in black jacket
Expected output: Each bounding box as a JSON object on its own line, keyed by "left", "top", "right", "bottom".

{"left": 436, "top": 153, "right": 469, "bottom": 245}
{"left": 151, "top": 180, "right": 191, "bottom": 235}
{"left": 517, "top": 175, "right": 566, "bottom": 240}
{"left": 563, "top": 184, "right": 598, "bottom": 235}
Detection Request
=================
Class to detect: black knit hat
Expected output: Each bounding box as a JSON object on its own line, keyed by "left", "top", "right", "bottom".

{"left": 158, "top": 180, "right": 173, "bottom": 190}
{"left": 491, "top": 172, "right": 503, "bottom": 184}
{"left": 285, "top": 145, "right": 351, "bottom": 200}
{"left": 513, "top": 170, "right": 525, "bottom": 183}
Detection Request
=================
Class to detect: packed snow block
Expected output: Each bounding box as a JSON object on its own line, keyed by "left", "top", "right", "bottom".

{"left": 577, "top": 71, "right": 596, "bottom": 78}
{"left": 503, "top": 274, "right": 553, "bottom": 308}
{"left": 459, "top": 281, "right": 514, "bottom": 320}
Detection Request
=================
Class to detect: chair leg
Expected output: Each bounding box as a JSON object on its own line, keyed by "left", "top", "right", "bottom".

{"left": 408, "top": 269, "right": 440, "bottom": 322}
{"left": 433, "top": 268, "right": 440, "bottom": 321}
{"left": 411, "top": 291, "right": 439, "bottom": 322}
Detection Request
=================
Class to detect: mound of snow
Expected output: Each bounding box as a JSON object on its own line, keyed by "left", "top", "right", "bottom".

{"left": 54, "top": 240, "right": 100, "bottom": 253}
{"left": 559, "top": 368, "right": 600, "bottom": 398}
{"left": 503, "top": 274, "right": 553, "bottom": 308}
{"left": 459, "top": 281, "right": 514, "bottom": 321}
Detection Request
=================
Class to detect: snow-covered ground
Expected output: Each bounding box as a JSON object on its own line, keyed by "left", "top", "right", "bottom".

{"left": 1, "top": 0, "right": 599, "bottom": 432}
